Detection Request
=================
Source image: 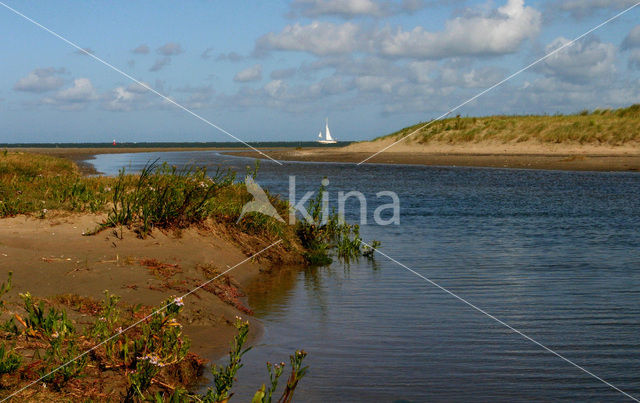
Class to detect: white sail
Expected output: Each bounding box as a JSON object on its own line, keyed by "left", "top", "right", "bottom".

{"left": 316, "top": 117, "right": 337, "bottom": 144}
{"left": 325, "top": 118, "right": 334, "bottom": 141}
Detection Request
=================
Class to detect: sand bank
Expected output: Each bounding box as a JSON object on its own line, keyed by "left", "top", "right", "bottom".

{"left": 226, "top": 141, "right": 640, "bottom": 172}
{"left": 0, "top": 213, "right": 302, "bottom": 357}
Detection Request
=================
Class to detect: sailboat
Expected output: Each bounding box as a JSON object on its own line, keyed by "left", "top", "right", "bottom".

{"left": 317, "top": 118, "right": 337, "bottom": 144}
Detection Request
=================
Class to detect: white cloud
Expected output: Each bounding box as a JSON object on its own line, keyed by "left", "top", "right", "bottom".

{"left": 13, "top": 68, "right": 65, "bottom": 93}
{"left": 216, "top": 52, "right": 245, "bottom": 62}
{"left": 42, "top": 78, "right": 97, "bottom": 110}
{"left": 102, "top": 82, "right": 153, "bottom": 111}
{"left": 554, "top": 0, "right": 638, "bottom": 18}
{"left": 156, "top": 42, "right": 183, "bottom": 56}
{"left": 292, "top": 0, "right": 384, "bottom": 17}
{"left": 515, "top": 75, "right": 640, "bottom": 114}
{"left": 271, "top": 67, "right": 297, "bottom": 79}
{"left": 201, "top": 47, "right": 213, "bottom": 59}
{"left": 175, "top": 85, "right": 214, "bottom": 109}
{"left": 256, "top": 21, "right": 362, "bottom": 56}
{"left": 355, "top": 75, "right": 403, "bottom": 93}
{"left": 220, "top": 73, "right": 357, "bottom": 113}
{"left": 103, "top": 87, "right": 142, "bottom": 111}
{"left": 377, "top": 0, "right": 541, "bottom": 59}
{"left": 51, "top": 78, "right": 97, "bottom": 101}
{"left": 256, "top": 1, "right": 540, "bottom": 60}
{"left": 541, "top": 37, "right": 616, "bottom": 84}
{"left": 289, "top": 0, "right": 433, "bottom": 18}
{"left": 629, "top": 49, "right": 640, "bottom": 70}
{"left": 407, "top": 61, "right": 437, "bottom": 84}
{"left": 234, "top": 64, "right": 263, "bottom": 82}
{"left": 150, "top": 57, "right": 171, "bottom": 72}
{"left": 439, "top": 65, "right": 507, "bottom": 88}
{"left": 264, "top": 80, "right": 287, "bottom": 98}
{"left": 132, "top": 44, "right": 150, "bottom": 54}
{"left": 622, "top": 25, "right": 640, "bottom": 50}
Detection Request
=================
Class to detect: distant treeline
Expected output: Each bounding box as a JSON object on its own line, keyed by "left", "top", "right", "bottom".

{"left": 0, "top": 141, "right": 351, "bottom": 148}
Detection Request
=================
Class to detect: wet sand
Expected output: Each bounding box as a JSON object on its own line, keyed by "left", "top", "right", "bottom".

{"left": 226, "top": 148, "right": 640, "bottom": 172}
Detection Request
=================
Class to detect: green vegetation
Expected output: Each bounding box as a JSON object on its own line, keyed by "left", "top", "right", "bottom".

{"left": 296, "top": 180, "right": 380, "bottom": 266}
{"left": 0, "top": 152, "right": 379, "bottom": 265}
{"left": 0, "top": 152, "right": 110, "bottom": 216}
{"left": 0, "top": 344, "right": 21, "bottom": 377}
{"left": 0, "top": 152, "right": 383, "bottom": 400}
{"left": 0, "top": 151, "right": 382, "bottom": 399}
{"left": 0, "top": 274, "right": 307, "bottom": 401}
{"left": 198, "top": 318, "right": 307, "bottom": 403}
{"left": 98, "top": 161, "right": 236, "bottom": 236}
{"left": 0, "top": 152, "right": 292, "bottom": 243}
{"left": 376, "top": 104, "right": 640, "bottom": 146}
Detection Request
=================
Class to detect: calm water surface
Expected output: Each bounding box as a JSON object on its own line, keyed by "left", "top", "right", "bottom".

{"left": 90, "top": 151, "right": 640, "bottom": 402}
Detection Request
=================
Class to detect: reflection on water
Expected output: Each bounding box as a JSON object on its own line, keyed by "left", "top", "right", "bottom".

{"left": 244, "top": 266, "right": 301, "bottom": 315}
{"left": 89, "top": 151, "right": 640, "bottom": 402}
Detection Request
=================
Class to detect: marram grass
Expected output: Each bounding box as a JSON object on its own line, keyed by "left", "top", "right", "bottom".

{"left": 376, "top": 104, "right": 640, "bottom": 146}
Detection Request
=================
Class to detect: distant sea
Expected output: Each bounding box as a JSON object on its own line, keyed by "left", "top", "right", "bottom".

{"left": 0, "top": 141, "right": 351, "bottom": 148}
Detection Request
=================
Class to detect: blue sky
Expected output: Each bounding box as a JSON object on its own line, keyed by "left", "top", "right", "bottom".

{"left": 0, "top": 0, "right": 639, "bottom": 143}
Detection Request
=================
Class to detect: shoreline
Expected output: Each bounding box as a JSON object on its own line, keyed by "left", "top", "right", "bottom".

{"left": 0, "top": 212, "right": 299, "bottom": 355}
{"left": 0, "top": 150, "right": 307, "bottom": 399}
{"left": 6, "top": 147, "right": 252, "bottom": 175}
{"left": 11, "top": 144, "right": 640, "bottom": 172}
{"left": 225, "top": 148, "right": 640, "bottom": 172}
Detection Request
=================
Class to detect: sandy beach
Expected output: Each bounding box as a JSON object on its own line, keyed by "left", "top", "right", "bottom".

{"left": 226, "top": 141, "right": 640, "bottom": 172}
{"left": 0, "top": 150, "right": 309, "bottom": 399}
{"left": 0, "top": 213, "right": 302, "bottom": 357}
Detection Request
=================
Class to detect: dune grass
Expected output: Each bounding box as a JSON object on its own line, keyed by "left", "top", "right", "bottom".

{"left": 377, "top": 104, "right": 640, "bottom": 146}
{"left": 0, "top": 152, "right": 292, "bottom": 242}
{"left": 0, "top": 151, "right": 375, "bottom": 265}
{"left": 0, "top": 151, "right": 111, "bottom": 216}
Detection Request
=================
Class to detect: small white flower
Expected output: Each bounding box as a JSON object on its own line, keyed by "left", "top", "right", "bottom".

{"left": 173, "top": 297, "right": 184, "bottom": 306}
{"left": 138, "top": 354, "right": 161, "bottom": 366}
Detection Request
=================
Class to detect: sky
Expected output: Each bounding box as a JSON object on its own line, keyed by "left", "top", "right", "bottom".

{"left": 0, "top": 0, "right": 639, "bottom": 143}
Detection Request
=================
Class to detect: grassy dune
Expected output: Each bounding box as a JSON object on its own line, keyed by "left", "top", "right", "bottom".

{"left": 376, "top": 104, "right": 640, "bottom": 146}
{"left": 0, "top": 151, "right": 295, "bottom": 241}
